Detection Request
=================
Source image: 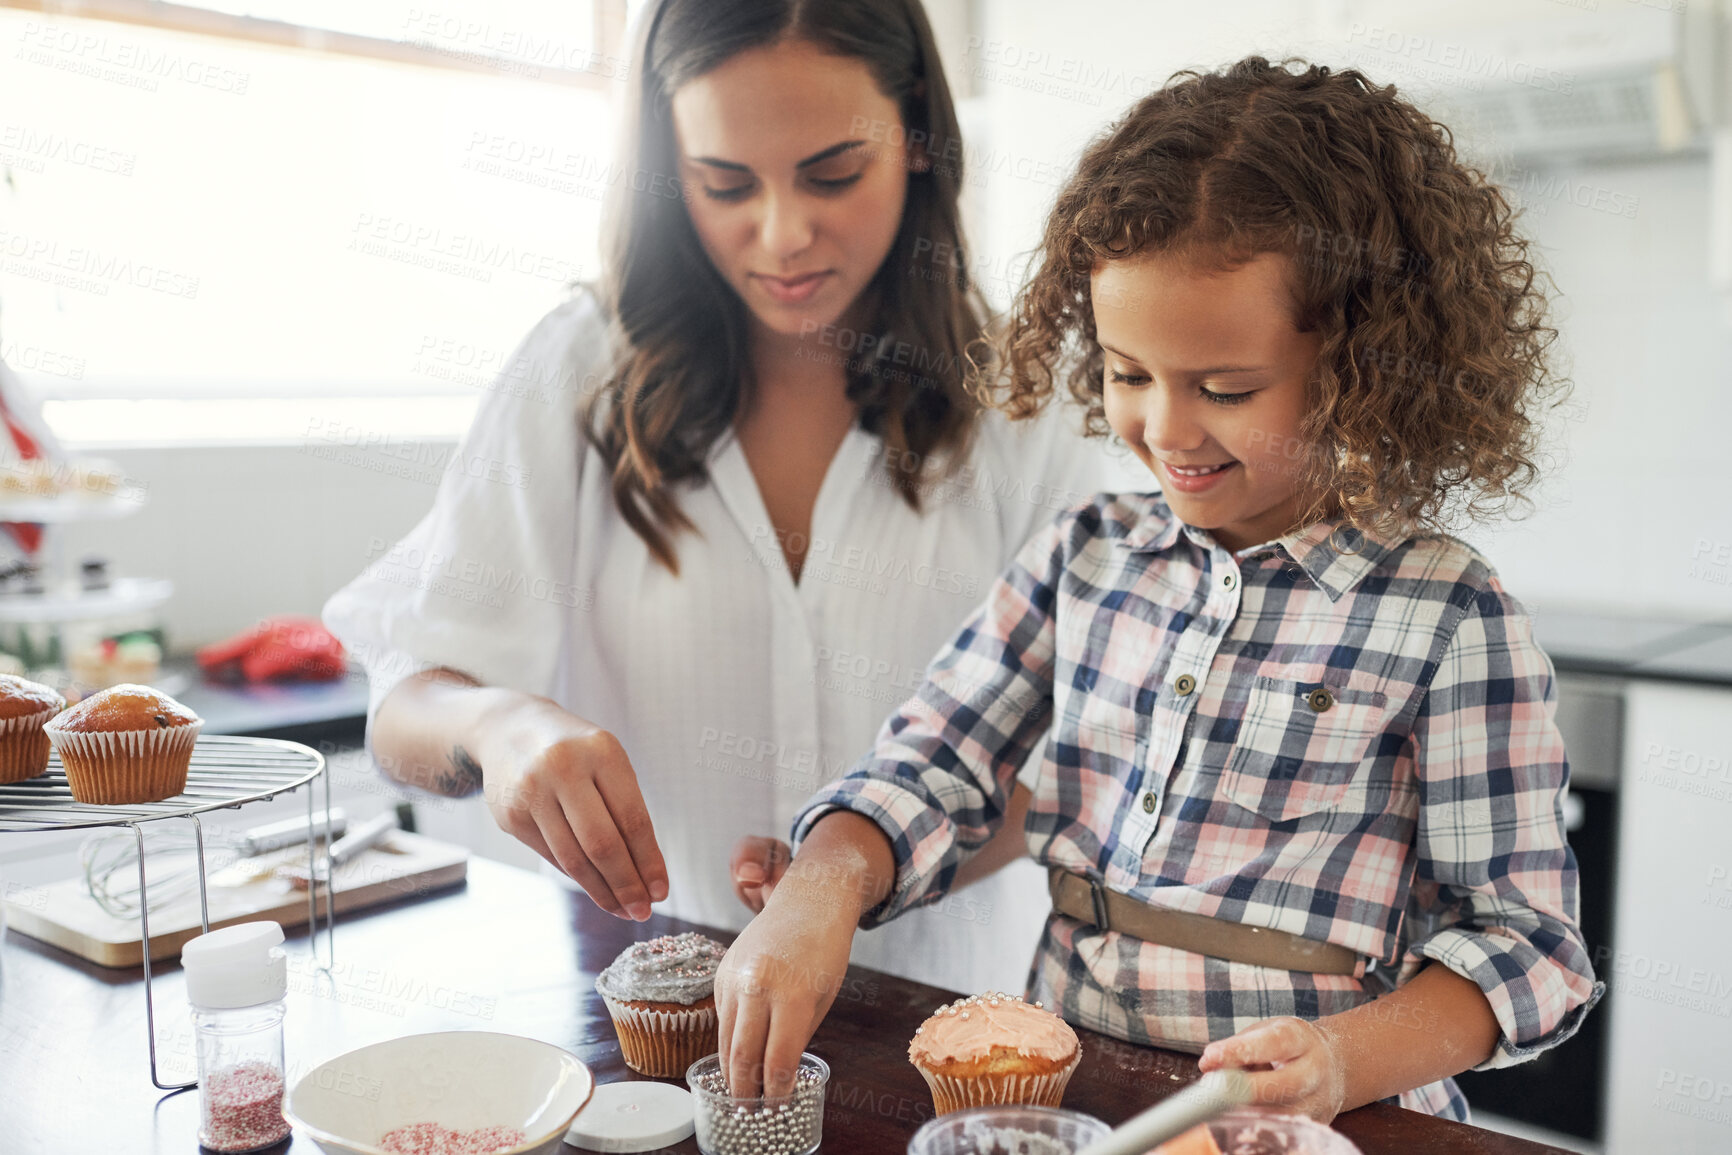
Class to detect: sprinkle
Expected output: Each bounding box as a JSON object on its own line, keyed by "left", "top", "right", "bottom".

{"left": 201, "top": 1061, "right": 290, "bottom": 1152}
{"left": 379, "top": 1122, "right": 527, "bottom": 1154}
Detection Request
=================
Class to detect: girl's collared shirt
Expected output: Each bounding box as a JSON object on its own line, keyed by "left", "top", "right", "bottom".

{"left": 793, "top": 492, "right": 1604, "bottom": 1120}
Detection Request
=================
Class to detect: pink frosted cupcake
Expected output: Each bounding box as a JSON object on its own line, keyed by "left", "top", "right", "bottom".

{"left": 0, "top": 674, "right": 64, "bottom": 784}
{"left": 596, "top": 932, "right": 726, "bottom": 1077}
{"left": 44, "top": 683, "right": 203, "bottom": 804}
{"left": 908, "top": 991, "right": 1081, "bottom": 1115}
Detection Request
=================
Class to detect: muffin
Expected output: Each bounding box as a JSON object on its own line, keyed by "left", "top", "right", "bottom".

{"left": 0, "top": 674, "right": 65, "bottom": 784}
{"left": 908, "top": 991, "right": 1081, "bottom": 1115}
{"left": 596, "top": 932, "right": 726, "bottom": 1077}
{"left": 44, "top": 683, "right": 203, "bottom": 804}
{"left": 1156, "top": 1125, "right": 1224, "bottom": 1155}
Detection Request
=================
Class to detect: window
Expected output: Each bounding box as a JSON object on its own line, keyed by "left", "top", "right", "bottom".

{"left": 0, "top": 1, "right": 629, "bottom": 442}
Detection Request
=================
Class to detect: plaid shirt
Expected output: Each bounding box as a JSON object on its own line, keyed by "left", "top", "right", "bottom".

{"left": 792, "top": 493, "right": 1604, "bottom": 1120}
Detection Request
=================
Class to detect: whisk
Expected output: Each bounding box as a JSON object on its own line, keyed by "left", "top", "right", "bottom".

{"left": 79, "top": 826, "right": 247, "bottom": 920}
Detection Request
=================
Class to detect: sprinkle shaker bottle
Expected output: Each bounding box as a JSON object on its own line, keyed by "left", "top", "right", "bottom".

{"left": 182, "top": 921, "right": 292, "bottom": 1152}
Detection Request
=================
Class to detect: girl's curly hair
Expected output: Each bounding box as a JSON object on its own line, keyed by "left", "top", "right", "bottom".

{"left": 988, "top": 55, "right": 1570, "bottom": 540}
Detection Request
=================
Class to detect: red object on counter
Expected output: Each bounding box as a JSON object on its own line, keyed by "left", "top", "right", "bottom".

{"left": 0, "top": 379, "right": 45, "bottom": 556}
{"left": 196, "top": 615, "right": 347, "bottom": 683}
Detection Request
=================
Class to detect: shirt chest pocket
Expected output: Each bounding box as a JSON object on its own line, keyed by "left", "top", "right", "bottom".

{"left": 1221, "top": 676, "right": 1393, "bottom": 822}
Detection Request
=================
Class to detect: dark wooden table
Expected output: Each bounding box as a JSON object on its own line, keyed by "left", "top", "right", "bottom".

{"left": 0, "top": 858, "right": 1571, "bottom": 1153}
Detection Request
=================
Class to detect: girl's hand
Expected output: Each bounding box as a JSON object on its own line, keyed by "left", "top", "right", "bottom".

{"left": 1197, "top": 1016, "right": 1348, "bottom": 1124}
{"left": 714, "top": 871, "right": 858, "bottom": 1098}
{"left": 731, "top": 836, "right": 791, "bottom": 913}
{"left": 471, "top": 692, "right": 669, "bottom": 920}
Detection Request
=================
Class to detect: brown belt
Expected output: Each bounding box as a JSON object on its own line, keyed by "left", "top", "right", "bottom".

{"left": 1047, "top": 868, "right": 1361, "bottom": 976}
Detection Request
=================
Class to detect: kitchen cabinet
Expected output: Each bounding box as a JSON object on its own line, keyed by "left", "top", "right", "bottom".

{"left": 1605, "top": 681, "right": 1732, "bottom": 1150}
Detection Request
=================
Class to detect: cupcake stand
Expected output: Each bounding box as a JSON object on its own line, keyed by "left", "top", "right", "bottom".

{"left": 0, "top": 736, "right": 333, "bottom": 1089}
{"left": 0, "top": 471, "right": 172, "bottom": 686}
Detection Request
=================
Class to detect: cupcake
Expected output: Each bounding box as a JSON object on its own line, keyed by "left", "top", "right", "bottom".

{"left": 44, "top": 683, "right": 203, "bottom": 804}
{"left": 596, "top": 932, "right": 726, "bottom": 1077}
{"left": 1156, "top": 1125, "right": 1224, "bottom": 1155}
{"left": 908, "top": 991, "right": 1081, "bottom": 1115}
{"left": 0, "top": 674, "right": 65, "bottom": 784}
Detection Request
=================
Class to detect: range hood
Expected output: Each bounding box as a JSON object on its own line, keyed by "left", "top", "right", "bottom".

{"left": 1391, "top": 1, "right": 1732, "bottom": 317}
{"left": 1421, "top": 6, "right": 1720, "bottom": 163}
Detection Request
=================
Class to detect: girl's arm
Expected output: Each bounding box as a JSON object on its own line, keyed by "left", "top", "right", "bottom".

{"left": 1203, "top": 577, "right": 1603, "bottom": 1121}
{"left": 372, "top": 668, "right": 668, "bottom": 922}
{"left": 729, "top": 782, "right": 1033, "bottom": 912}
{"left": 1198, "top": 964, "right": 1498, "bottom": 1118}
{"left": 716, "top": 811, "right": 897, "bottom": 1098}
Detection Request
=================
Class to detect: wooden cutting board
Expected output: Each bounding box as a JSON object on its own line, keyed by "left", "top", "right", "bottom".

{"left": 2, "top": 830, "right": 467, "bottom": 967}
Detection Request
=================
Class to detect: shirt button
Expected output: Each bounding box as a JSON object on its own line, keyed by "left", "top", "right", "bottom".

{"left": 1222, "top": 573, "right": 1237, "bottom": 590}
{"left": 1307, "top": 687, "right": 1335, "bottom": 712}
{"left": 1173, "top": 674, "right": 1196, "bottom": 696}
{"left": 1142, "top": 792, "right": 1157, "bottom": 813}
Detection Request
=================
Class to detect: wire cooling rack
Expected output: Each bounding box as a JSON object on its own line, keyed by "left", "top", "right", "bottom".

{"left": 0, "top": 735, "right": 333, "bottom": 1090}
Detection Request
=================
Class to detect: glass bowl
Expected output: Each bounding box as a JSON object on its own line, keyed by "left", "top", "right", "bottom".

{"left": 906, "top": 1104, "right": 1111, "bottom": 1155}
{"left": 685, "top": 1051, "right": 830, "bottom": 1155}
{"left": 1202, "top": 1108, "right": 1365, "bottom": 1154}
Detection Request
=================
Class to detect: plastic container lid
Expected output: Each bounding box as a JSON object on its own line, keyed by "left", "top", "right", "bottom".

{"left": 565, "top": 1081, "right": 695, "bottom": 1152}
{"left": 180, "top": 921, "right": 287, "bottom": 1009}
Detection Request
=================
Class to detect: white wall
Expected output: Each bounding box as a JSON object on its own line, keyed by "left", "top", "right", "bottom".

{"left": 48, "top": 440, "right": 453, "bottom": 650}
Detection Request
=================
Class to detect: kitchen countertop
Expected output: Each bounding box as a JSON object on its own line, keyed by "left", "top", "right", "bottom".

{"left": 0, "top": 857, "right": 1577, "bottom": 1154}
{"left": 165, "top": 658, "right": 370, "bottom": 742}
{"left": 1532, "top": 608, "right": 1732, "bottom": 686}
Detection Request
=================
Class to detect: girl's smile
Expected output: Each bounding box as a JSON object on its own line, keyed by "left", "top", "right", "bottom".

{"left": 1092, "top": 250, "right": 1325, "bottom": 552}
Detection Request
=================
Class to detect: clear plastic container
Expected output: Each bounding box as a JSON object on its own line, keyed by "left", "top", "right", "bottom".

{"left": 1202, "top": 1109, "right": 1364, "bottom": 1154}
{"left": 686, "top": 1052, "right": 830, "bottom": 1155}
{"left": 182, "top": 921, "right": 292, "bottom": 1152}
{"left": 906, "top": 1105, "right": 1110, "bottom": 1155}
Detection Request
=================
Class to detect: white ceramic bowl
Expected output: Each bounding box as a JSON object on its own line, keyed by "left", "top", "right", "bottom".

{"left": 285, "top": 1031, "right": 594, "bottom": 1155}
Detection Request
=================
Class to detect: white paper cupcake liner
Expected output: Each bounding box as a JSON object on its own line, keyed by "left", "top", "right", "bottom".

{"left": 45, "top": 718, "right": 203, "bottom": 804}
{"left": 0, "top": 704, "right": 63, "bottom": 784}
{"left": 602, "top": 993, "right": 718, "bottom": 1077}
{"left": 917, "top": 1050, "right": 1081, "bottom": 1115}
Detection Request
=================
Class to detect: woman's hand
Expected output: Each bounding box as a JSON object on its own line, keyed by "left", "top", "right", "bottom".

{"left": 1197, "top": 1016, "right": 1348, "bottom": 1124}
{"left": 731, "top": 836, "right": 791, "bottom": 913}
{"left": 470, "top": 692, "right": 669, "bottom": 920}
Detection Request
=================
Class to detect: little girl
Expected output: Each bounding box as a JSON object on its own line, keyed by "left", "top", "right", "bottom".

{"left": 714, "top": 56, "right": 1603, "bottom": 1123}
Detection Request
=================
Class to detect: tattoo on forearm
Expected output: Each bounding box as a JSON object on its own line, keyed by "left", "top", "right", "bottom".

{"left": 435, "top": 745, "right": 484, "bottom": 796}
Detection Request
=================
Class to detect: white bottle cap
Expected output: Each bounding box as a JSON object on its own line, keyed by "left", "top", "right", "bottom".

{"left": 181, "top": 921, "right": 287, "bottom": 1009}
{"left": 565, "top": 1082, "right": 695, "bottom": 1152}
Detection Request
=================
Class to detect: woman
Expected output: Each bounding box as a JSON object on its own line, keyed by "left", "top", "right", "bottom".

{"left": 322, "top": 0, "right": 1106, "bottom": 994}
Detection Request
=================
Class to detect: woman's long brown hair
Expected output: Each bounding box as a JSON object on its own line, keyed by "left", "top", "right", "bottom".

{"left": 586, "top": 0, "right": 988, "bottom": 572}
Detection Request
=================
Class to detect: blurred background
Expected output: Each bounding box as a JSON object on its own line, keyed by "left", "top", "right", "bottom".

{"left": 1, "top": 2, "right": 1729, "bottom": 1150}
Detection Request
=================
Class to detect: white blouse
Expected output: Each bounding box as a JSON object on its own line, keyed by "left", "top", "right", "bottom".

{"left": 323, "top": 289, "right": 1115, "bottom": 994}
